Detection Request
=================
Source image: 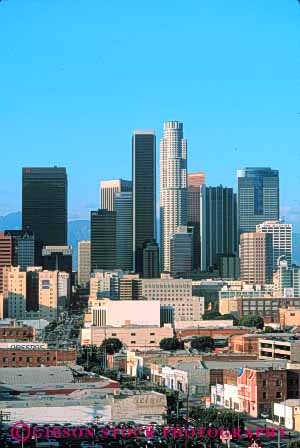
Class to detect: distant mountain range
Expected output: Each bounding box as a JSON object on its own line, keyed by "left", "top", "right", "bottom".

{"left": 0, "top": 212, "right": 299, "bottom": 269}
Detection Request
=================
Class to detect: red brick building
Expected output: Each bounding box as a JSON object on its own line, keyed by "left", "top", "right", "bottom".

{"left": 0, "top": 232, "right": 12, "bottom": 294}
{"left": 176, "top": 327, "right": 250, "bottom": 339}
{"left": 229, "top": 334, "right": 260, "bottom": 354}
{"left": 238, "top": 367, "right": 287, "bottom": 418}
{"left": 0, "top": 325, "right": 34, "bottom": 341}
{"left": 0, "top": 348, "right": 76, "bottom": 367}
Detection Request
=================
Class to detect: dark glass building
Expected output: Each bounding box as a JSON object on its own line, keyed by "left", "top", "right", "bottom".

{"left": 42, "top": 245, "right": 73, "bottom": 273}
{"left": 22, "top": 167, "right": 68, "bottom": 246}
{"left": 200, "top": 185, "right": 238, "bottom": 272}
{"left": 132, "top": 131, "right": 156, "bottom": 274}
{"left": 91, "top": 209, "right": 116, "bottom": 272}
{"left": 237, "top": 167, "right": 279, "bottom": 234}
{"left": 4, "top": 230, "right": 35, "bottom": 270}
{"left": 142, "top": 240, "right": 159, "bottom": 278}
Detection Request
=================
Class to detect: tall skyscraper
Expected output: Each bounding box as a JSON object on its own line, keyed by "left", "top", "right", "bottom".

{"left": 4, "top": 230, "right": 35, "bottom": 270}
{"left": 237, "top": 167, "right": 279, "bottom": 234}
{"left": 0, "top": 232, "right": 13, "bottom": 294}
{"left": 240, "top": 232, "right": 273, "bottom": 284}
{"left": 188, "top": 172, "right": 205, "bottom": 271}
{"left": 132, "top": 130, "right": 156, "bottom": 273}
{"left": 170, "top": 226, "right": 193, "bottom": 276}
{"left": 100, "top": 179, "right": 132, "bottom": 212}
{"left": 256, "top": 221, "right": 292, "bottom": 271}
{"left": 160, "top": 121, "right": 187, "bottom": 272}
{"left": 91, "top": 209, "right": 116, "bottom": 272}
{"left": 78, "top": 240, "right": 91, "bottom": 287}
{"left": 200, "top": 185, "right": 238, "bottom": 272}
{"left": 115, "top": 191, "right": 133, "bottom": 271}
{"left": 22, "top": 167, "right": 68, "bottom": 246}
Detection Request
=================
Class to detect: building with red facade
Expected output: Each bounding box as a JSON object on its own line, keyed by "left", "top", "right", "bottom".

{"left": 0, "top": 348, "right": 76, "bottom": 368}
{"left": 0, "top": 232, "right": 12, "bottom": 294}
{"left": 237, "top": 367, "right": 287, "bottom": 418}
{"left": 0, "top": 324, "right": 35, "bottom": 341}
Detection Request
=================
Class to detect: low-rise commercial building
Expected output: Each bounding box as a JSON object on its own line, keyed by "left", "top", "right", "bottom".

{"left": 273, "top": 400, "right": 300, "bottom": 431}
{"left": 0, "top": 323, "right": 34, "bottom": 341}
{"left": 0, "top": 347, "right": 76, "bottom": 367}
{"left": 0, "top": 390, "right": 166, "bottom": 425}
{"left": 229, "top": 333, "right": 300, "bottom": 356}
{"left": 81, "top": 324, "right": 174, "bottom": 350}
{"left": 219, "top": 295, "right": 300, "bottom": 323}
{"left": 211, "top": 383, "right": 240, "bottom": 411}
{"left": 259, "top": 337, "right": 300, "bottom": 362}
{"left": 279, "top": 307, "right": 300, "bottom": 329}
{"left": 151, "top": 360, "right": 210, "bottom": 397}
{"left": 238, "top": 367, "right": 287, "bottom": 418}
{"left": 176, "top": 325, "right": 249, "bottom": 340}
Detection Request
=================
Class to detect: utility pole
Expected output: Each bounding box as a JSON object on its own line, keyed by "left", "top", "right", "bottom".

{"left": 184, "top": 384, "right": 190, "bottom": 448}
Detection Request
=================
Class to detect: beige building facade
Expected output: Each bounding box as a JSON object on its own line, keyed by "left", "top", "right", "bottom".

{"left": 81, "top": 324, "right": 173, "bottom": 350}
{"left": 142, "top": 278, "right": 204, "bottom": 322}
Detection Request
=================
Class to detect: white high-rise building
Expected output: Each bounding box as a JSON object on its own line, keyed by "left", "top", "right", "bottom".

{"left": 100, "top": 179, "right": 132, "bottom": 212}
{"left": 160, "top": 121, "right": 187, "bottom": 272}
{"left": 78, "top": 240, "right": 91, "bottom": 287}
{"left": 256, "top": 221, "right": 292, "bottom": 271}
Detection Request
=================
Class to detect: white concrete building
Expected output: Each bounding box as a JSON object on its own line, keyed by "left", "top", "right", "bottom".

{"left": 160, "top": 121, "right": 187, "bottom": 272}
{"left": 273, "top": 399, "right": 300, "bottom": 431}
{"left": 141, "top": 278, "right": 204, "bottom": 322}
{"left": 151, "top": 360, "right": 210, "bottom": 396}
{"left": 91, "top": 299, "right": 160, "bottom": 327}
{"left": 256, "top": 221, "right": 292, "bottom": 271}
{"left": 211, "top": 383, "right": 240, "bottom": 412}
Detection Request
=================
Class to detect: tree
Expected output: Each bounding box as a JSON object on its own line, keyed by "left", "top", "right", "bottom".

{"left": 288, "top": 442, "right": 300, "bottom": 448}
{"left": 189, "top": 407, "right": 245, "bottom": 441}
{"left": 221, "top": 313, "right": 236, "bottom": 320}
{"left": 190, "top": 336, "right": 215, "bottom": 352}
{"left": 101, "top": 338, "right": 123, "bottom": 355}
{"left": 238, "top": 315, "right": 264, "bottom": 329}
{"left": 202, "top": 310, "right": 222, "bottom": 320}
{"left": 160, "top": 337, "right": 183, "bottom": 351}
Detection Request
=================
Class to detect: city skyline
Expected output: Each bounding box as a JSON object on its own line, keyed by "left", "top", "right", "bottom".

{"left": 0, "top": 1, "right": 299, "bottom": 224}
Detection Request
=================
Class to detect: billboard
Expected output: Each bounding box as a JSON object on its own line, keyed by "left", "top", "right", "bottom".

{"left": 41, "top": 279, "right": 50, "bottom": 289}
{"left": 0, "top": 342, "right": 48, "bottom": 350}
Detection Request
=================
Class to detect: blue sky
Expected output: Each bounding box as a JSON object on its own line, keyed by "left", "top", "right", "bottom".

{"left": 0, "top": 0, "right": 299, "bottom": 224}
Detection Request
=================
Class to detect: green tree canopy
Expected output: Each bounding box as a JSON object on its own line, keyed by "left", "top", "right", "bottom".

{"left": 160, "top": 337, "right": 183, "bottom": 351}
{"left": 190, "top": 336, "right": 215, "bottom": 352}
{"left": 237, "top": 315, "right": 264, "bottom": 329}
{"left": 288, "top": 441, "right": 300, "bottom": 448}
{"left": 202, "top": 311, "right": 235, "bottom": 321}
{"left": 202, "top": 310, "right": 222, "bottom": 320}
{"left": 101, "top": 338, "right": 123, "bottom": 355}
